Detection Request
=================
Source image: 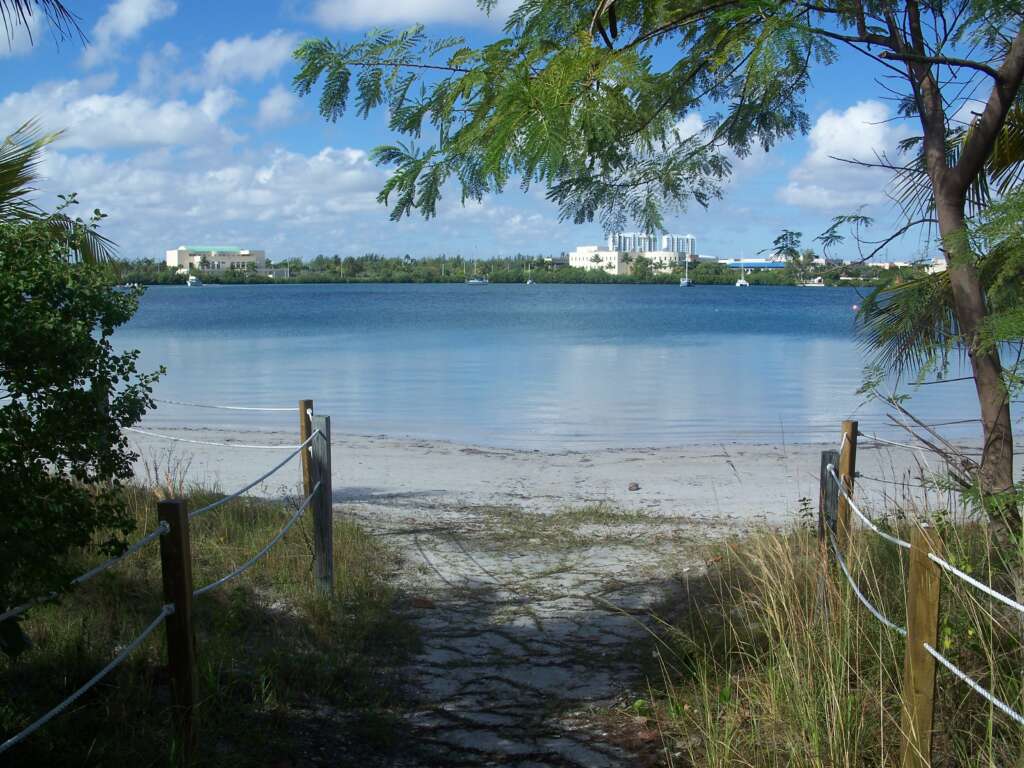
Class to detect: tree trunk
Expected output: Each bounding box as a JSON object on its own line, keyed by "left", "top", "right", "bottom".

{"left": 935, "top": 194, "right": 1016, "bottom": 517}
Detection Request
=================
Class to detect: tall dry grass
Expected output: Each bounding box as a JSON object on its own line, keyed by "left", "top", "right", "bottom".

{"left": 655, "top": 514, "right": 1023, "bottom": 767}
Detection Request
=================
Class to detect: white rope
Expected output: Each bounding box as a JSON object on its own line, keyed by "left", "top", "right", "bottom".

{"left": 125, "top": 426, "right": 304, "bottom": 450}
{"left": 923, "top": 642, "right": 1024, "bottom": 726}
{"left": 857, "top": 432, "right": 930, "bottom": 452}
{"left": 0, "top": 523, "right": 170, "bottom": 625}
{"left": 192, "top": 482, "right": 320, "bottom": 598}
{"left": 826, "top": 464, "right": 912, "bottom": 550}
{"left": 153, "top": 397, "right": 294, "bottom": 412}
{"left": 189, "top": 431, "right": 319, "bottom": 520}
{"left": 828, "top": 527, "right": 907, "bottom": 636}
{"left": 928, "top": 552, "right": 1024, "bottom": 615}
{"left": 0, "top": 604, "right": 173, "bottom": 755}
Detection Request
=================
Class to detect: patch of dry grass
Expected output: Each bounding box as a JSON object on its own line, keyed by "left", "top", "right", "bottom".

{"left": 0, "top": 482, "right": 416, "bottom": 767}
{"left": 647, "top": 520, "right": 1023, "bottom": 767}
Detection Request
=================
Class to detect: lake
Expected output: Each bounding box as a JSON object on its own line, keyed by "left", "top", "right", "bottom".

{"left": 115, "top": 283, "right": 989, "bottom": 449}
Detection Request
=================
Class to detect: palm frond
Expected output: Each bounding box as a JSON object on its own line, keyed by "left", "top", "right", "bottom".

{"left": 45, "top": 211, "right": 117, "bottom": 263}
{"left": 986, "top": 101, "right": 1024, "bottom": 195}
{"left": 0, "top": 120, "right": 62, "bottom": 223}
{"left": 889, "top": 130, "right": 991, "bottom": 220}
{"left": 0, "top": 0, "right": 85, "bottom": 47}
{"left": 857, "top": 271, "right": 959, "bottom": 377}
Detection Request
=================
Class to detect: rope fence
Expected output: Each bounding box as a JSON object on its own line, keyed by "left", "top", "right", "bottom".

{"left": 152, "top": 397, "right": 295, "bottom": 412}
{"left": 826, "top": 525, "right": 906, "bottom": 636}
{"left": 189, "top": 431, "right": 319, "bottom": 519}
{"left": 0, "top": 604, "right": 173, "bottom": 756}
{"left": 0, "top": 521, "right": 170, "bottom": 625}
{"left": 923, "top": 643, "right": 1024, "bottom": 727}
{"left": 826, "top": 463, "right": 911, "bottom": 549}
{"left": 124, "top": 426, "right": 305, "bottom": 450}
{"left": 1, "top": 398, "right": 335, "bottom": 763}
{"left": 193, "top": 481, "right": 320, "bottom": 598}
{"left": 927, "top": 550, "right": 1024, "bottom": 615}
{"left": 821, "top": 420, "right": 1024, "bottom": 764}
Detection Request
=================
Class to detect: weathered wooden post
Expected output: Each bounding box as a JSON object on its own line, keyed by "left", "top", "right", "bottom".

{"left": 816, "top": 449, "right": 841, "bottom": 619}
{"left": 157, "top": 499, "right": 198, "bottom": 765}
{"left": 298, "top": 399, "right": 314, "bottom": 499}
{"left": 900, "top": 524, "right": 943, "bottom": 768}
{"left": 310, "top": 414, "right": 334, "bottom": 596}
{"left": 837, "top": 420, "right": 858, "bottom": 553}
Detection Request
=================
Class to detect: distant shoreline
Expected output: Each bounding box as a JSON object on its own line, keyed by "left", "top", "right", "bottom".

{"left": 125, "top": 277, "right": 876, "bottom": 288}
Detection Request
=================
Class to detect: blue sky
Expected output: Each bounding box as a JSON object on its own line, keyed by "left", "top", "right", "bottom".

{"left": 0, "top": 0, "right": 943, "bottom": 262}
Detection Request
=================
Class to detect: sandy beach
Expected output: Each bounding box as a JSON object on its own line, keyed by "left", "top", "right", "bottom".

{"left": 128, "top": 426, "right": 948, "bottom": 526}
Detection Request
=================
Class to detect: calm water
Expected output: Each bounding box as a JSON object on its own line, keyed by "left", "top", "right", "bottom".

{"left": 115, "top": 283, "right": 988, "bottom": 448}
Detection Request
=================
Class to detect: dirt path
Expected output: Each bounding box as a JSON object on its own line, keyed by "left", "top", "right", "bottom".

{"left": 343, "top": 497, "right": 732, "bottom": 767}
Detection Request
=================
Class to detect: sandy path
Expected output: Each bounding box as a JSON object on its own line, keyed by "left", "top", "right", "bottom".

{"left": 129, "top": 429, "right": 943, "bottom": 765}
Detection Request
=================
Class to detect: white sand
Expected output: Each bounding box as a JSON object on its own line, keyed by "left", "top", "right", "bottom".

{"left": 128, "top": 427, "right": 944, "bottom": 526}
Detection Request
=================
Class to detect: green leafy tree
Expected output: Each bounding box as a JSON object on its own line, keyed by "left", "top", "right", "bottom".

{"left": 1, "top": 206, "right": 160, "bottom": 652}
{"left": 294, "top": 0, "right": 1024, "bottom": 517}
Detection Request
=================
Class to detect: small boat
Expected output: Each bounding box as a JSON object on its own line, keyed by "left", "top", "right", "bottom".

{"left": 679, "top": 258, "right": 693, "bottom": 287}
{"left": 735, "top": 276, "right": 750, "bottom": 287}
{"left": 526, "top": 279, "right": 534, "bottom": 285}
{"left": 800, "top": 277, "right": 825, "bottom": 287}
{"left": 187, "top": 275, "right": 203, "bottom": 287}
{"left": 465, "top": 260, "right": 488, "bottom": 284}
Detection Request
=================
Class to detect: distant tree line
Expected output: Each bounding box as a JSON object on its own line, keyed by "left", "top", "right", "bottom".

{"left": 115, "top": 251, "right": 931, "bottom": 286}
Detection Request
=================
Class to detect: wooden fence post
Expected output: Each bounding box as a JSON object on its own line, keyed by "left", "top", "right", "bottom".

{"left": 818, "top": 449, "right": 840, "bottom": 550}
{"left": 837, "top": 420, "right": 858, "bottom": 553}
{"left": 298, "top": 399, "right": 314, "bottom": 500}
{"left": 157, "top": 499, "right": 198, "bottom": 765}
{"left": 900, "top": 524, "right": 943, "bottom": 768}
{"left": 816, "top": 449, "right": 840, "bottom": 618}
{"left": 310, "top": 414, "right": 334, "bottom": 596}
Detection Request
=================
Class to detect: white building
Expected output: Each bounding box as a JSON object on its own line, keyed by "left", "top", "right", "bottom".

{"left": 606, "top": 231, "right": 697, "bottom": 256}
{"left": 166, "top": 245, "right": 268, "bottom": 273}
{"left": 569, "top": 245, "right": 631, "bottom": 275}
{"left": 926, "top": 258, "right": 947, "bottom": 275}
{"left": 607, "top": 232, "right": 658, "bottom": 252}
{"left": 661, "top": 233, "right": 697, "bottom": 256}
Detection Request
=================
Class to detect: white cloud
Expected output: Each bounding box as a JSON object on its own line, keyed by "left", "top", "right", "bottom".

{"left": 312, "top": 0, "right": 516, "bottom": 28}
{"left": 34, "top": 142, "right": 575, "bottom": 259}
{"left": 258, "top": 86, "right": 297, "bottom": 126}
{"left": 39, "top": 144, "right": 389, "bottom": 254}
{"left": 0, "top": 78, "right": 238, "bottom": 149}
{"left": 82, "top": 0, "right": 177, "bottom": 68}
{"left": 198, "top": 87, "right": 239, "bottom": 122}
{"left": 202, "top": 30, "right": 298, "bottom": 84}
{"left": 779, "top": 100, "right": 908, "bottom": 210}
{"left": 137, "top": 42, "right": 180, "bottom": 93}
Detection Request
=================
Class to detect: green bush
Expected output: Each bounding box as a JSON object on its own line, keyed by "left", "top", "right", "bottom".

{"left": 0, "top": 216, "right": 160, "bottom": 635}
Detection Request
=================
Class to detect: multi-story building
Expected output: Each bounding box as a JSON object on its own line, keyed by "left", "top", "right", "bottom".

{"left": 569, "top": 245, "right": 631, "bottom": 275}
{"left": 661, "top": 233, "right": 697, "bottom": 257}
{"left": 607, "top": 232, "right": 658, "bottom": 253}
{"left": 165, "top": 245, "right": 290, "bottom": 278}
{"left": 166, "top": 245, "right": 267, "bottom": 272}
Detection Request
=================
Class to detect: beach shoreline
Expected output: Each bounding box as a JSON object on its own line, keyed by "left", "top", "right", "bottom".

{"left": 128, "top": 426, "right": 949, "bottom": 527}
